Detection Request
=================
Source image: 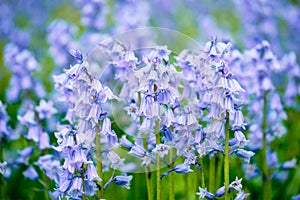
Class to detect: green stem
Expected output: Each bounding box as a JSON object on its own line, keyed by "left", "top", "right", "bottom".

{"left": 209, "top": 156, "right": 216, "bottom": 193}
{"left": 96, "top": 132, "right": 104, "bottom": 199}
{"left": 194, "top": 164, "right": 199, "bottom": 200}
{"left": 139, "top": 91, "right": 153, "bottom": 200}
{"left": 216, "top": 153, "right": 223, "bottom": 189}
{"left": 184, "top": 173, "right": 189, "bottom": 200}
{"left": 199, "top": 157, "right": 205, "bottom": 188}
{"left": 82, "top": 169, "right": 86, "bottom": 200}
{"left": 41, "top": 173, "right": 50, "bottom": 200}
{"left": 143, "top": 135, "right": 153, "bottom": 200}
{"left": 169, "top": 149, "right": 175, "bottom": 200}
{"left": 262, "top": 93, "right": 272, "bottom": 200}
{"left": 0, "top": 139, "right": 5, "bottom": 200}
{"left": 224, "top": 111, "right": 230, "bottom": 200}
{"left": 155, "top": 120, "right": 161, "bottom": 200}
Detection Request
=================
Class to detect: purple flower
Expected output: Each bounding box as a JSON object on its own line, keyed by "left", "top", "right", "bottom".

{"left": 215, "top": 186, "right": 225, "bottom": 197}
{"left": 69, "top": 49, "right": 83, "bottom": 64}
{"left": 243, "top": 163, "right": 260, "bottom": 180}
{"left": 235, "top": 149, "right": 255, "bottom": 163}
{"left": 85, "top": 162, "right": 101, "bottom": 181}
{"left": 107, "top": 151, "right": 125, "bottom": 170}
{"left": 113, "top": 175, "right": 133, "bottom": 189}
{"left": 39, "top": 132, "right": 50, "bottom": 150}
{"left": 120, "top": 135, "right": 133, "bottom": 149}
{"left": 291, "top": 194, "right": 300, "bottom": 200}
{"left": 162, "top": 126, "right": 173, "bottom": 143}
{"left": 47, "top": 19, "right": 76, "bottom": 66}
{"left": 23, "top": 166, "right": 38, "bottom": 180}
{"left": 234, "top": 190, "right": 250, "bottom": 200}
{"left": 59, "top": 179, "right": 72, "bottom": 193}
{"left": 70, "top": 177, "right": 83, "bottom": 192}
{"left": 205, "top": 39, "right": 231, "bottom": 58}
{"left": 0, "top": 101, "right": 9, "bottom": 136}
{"left": 129, "top": 144, "right": 147, "bottom": 158}
{"left": 229, "top": 176, "right": 243, "bottom": 192}
{"left": 281, "top": 158, "right": 297, "bottom": 170}
{"left": 173, "top": 162, "right": 193, "bottom": 174}
{"left": 35, "top": 99, "right": 57, "bottom": 119}
{"left": 0, "top": 162, "right": 8, "bottom": 176}
{"left": 152, "top": 144, "right": 170, "bottom": 158}
{"left": 196, "top": 187, "right": 215, "bottom": 200}
{"left": 232, "top": 110, "right": 246, "bottom": 130}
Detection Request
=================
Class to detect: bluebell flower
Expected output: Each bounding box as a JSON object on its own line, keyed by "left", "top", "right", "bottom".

{"left": 232, "top": 110, "right": 246, "bottom": 130}
{"left": 35, "top": 99, "right": 57, "bottom": 119}
{"left": 37, "top": 155, "right": 60, "bottom": 182}
{"left": 267, "top": 151, "right": 279, "bottom": 168}
{"left": 70, "top": 177, "right": 83, "bottom": 193}
{"left": 59, "top": 179, "right": 72, "bottom": 193}
{"left": 114, "top": 0, "right": 149, "bottom": 32}
{"left": 234, "top": 190, "right": 250, "bottom": 200}
{"left": 113, "top": 175, "right": 133, "bottom": 189}
{"left": 23, "top": 166, "right": 38, "bottom": 180}
{"left": 16, "top": 146, "right": 34, "bottom": 165}
{"left": 129, "top": 144, "right": 147, "bottom": 158}
{"left": 184, "top": 152, "right": 198, "bottom": 165}
{"left": 215, "top": 186, "right": 225, "bottom": 197}
{"left": 47, "top": 19, "right": 76, "bottom": 66}
{"left": 235, "top": 149, "right": 255, "bottom": 163}
{"left": 163, "top": 107, "right": 176, "bottom": 127}
{"left": 272, "top": 171, "right": 288, "bottom": 182}
{"left": 230, "top": 131, "right": 248, "bottom": 148}
{"left": 162, "top": 126, "right": 173, "bottom": 143}
{"left": 120, "top": 135, "right": 133, "bottom": 149}
{"left": 83, "top": 180, "right": 97, "bottom": 197}
{"left": 243, "top": 163, "right": 260, "bottom": 180}
{"left": 4, "top": 43, "right": 45, "bottom": 101}
{"left": 27, "top": 125, "right": 42, "bottom": 143}
{"left": 17, "top": 109, "right": 36, "bottom": 125}
{"left": 85, "top": 162, "right": 101, "bottom": 181}
{"left": 291, "top": 194, "right": 300, "bottom": 200}
{"left": 205, "top": 39, "right": 231, "bottom": 59}
{"left": 196, "top": 187, "right": 215, "bottom": 199}
{"left": 0, "top": 101, "right": 10, "bottom": 137}
{"left": 281, "top": 158, "right": 297, "bottom": 170}
{"left": 39, "top": 132, "right": 50, "bottom": 150}
{"left": 76, "top": 0, "right": 107, "bottom": 31}
{"left": 69, "top": 49, "right": 83, "bottom": 64}
{"left": 173, "top": 162, "right": 193, "bottom": 174}
{"left": 107, "top": 151, "right": 125, "bottom": 169}
{"left": 229, "top": 176, "right": 243, "bottom": 192}
{"left": 152, "top": 144, "right": 170, "bottom": 158}
{"left": 0, "top": 162, "right": 8, "bottom": 176}
{"left": 65, "top": 63, "right": 82, "bottom": 79}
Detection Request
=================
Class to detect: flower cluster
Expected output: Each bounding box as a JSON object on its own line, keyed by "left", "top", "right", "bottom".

{"left": 51, "top": 49, "right": 131, "bottom": 199}
{"left": 4, "top": 43, "right": 45, "bottom": 102}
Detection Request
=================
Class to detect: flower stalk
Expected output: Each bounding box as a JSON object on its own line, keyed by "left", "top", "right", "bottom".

{"left": 199, "top": 157, "right": 205, "bottom": 188}
{"left": 209, "top": 156, "right": 215, "bottom": 193}
{"left": 169, "top": 149, "right": 175, "bottom": 200}
{"left": 143, "top": 134, "right": 153, "bottom": 200}
{"left": 96, "top": 131, "right": 104, "bottom": 199}
{"left": 155, "top": 119, "right": 161, "bottom": 200}
{"left": 216, "top": 153, "right": 223, "bottom": 189}
{"left": 224, "top": 111, "right": 230, "bottom": 200}
{"left": 262, "top": 93, "right": 272, "bottom": 200}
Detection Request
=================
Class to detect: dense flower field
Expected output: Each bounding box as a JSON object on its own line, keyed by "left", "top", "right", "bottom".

{"left": 0, "top": 0, "right": 300, "bottom": 199}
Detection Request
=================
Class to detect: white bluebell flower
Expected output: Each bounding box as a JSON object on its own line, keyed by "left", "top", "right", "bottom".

{"left": 152, "top": 144, "right": 170, "bottom": 158}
